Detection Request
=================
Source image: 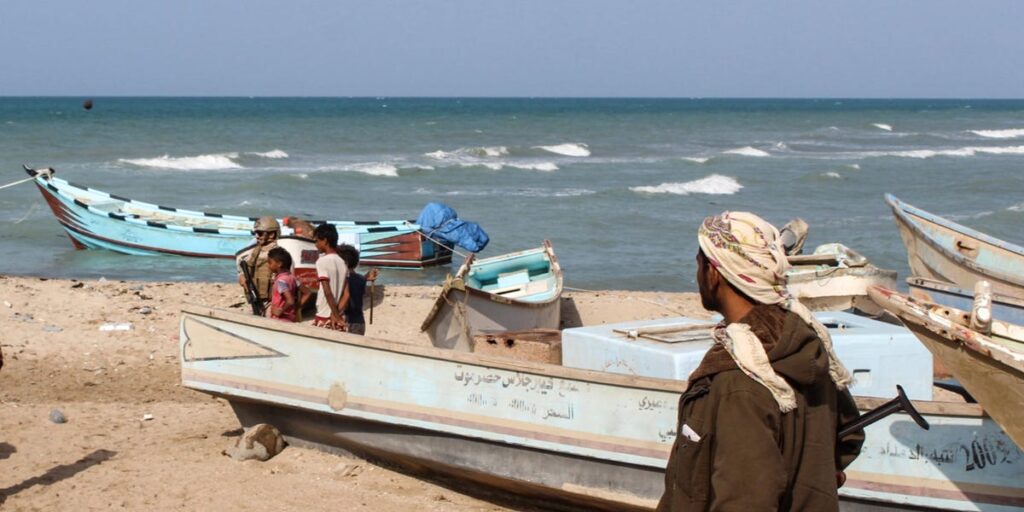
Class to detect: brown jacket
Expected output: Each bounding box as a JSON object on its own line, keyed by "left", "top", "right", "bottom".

{"left": 657, "top": 305, "right": 864, "bottom": 511}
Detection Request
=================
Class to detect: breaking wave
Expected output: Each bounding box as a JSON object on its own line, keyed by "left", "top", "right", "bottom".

{"left": 844, "top": 164, "right": 861, "bottom": 170}
{"left": 318, "top": 163, "right": 400, "bottom": 177}
{"left": 869, "top": 145, "right": 1024, "bottom": 159}
{"left": 630, "top": 174, "right": 743, "bottom": 196}
{"left": 248, "top": 149, "right": 289, "bottom": 159}
{"left": 455, "top": 162, "right": 559, "bottom": 172}
{"left": 119, "top": 153, "right": 243, "bottom": 170}
{"left": 723, "top": 146, "right": 770, "bottom": 157}
{"left": 821, "top": 172, "right": 842, "bottom": 179}
{"left": 970, "top": 129, "right": 1024, "bottom": 139}
{"left": 872, "top": 123, "right": 893, "bottom": 132}
{"left": 425, "top": 146, "right": 509, "bottom": 159}
{"left": 681, "top": 156, "right": 712, "bottom": 164}
{"left": 412, "top": 187, "right": 594, "bottom": 198}
{"left": 534, "top": 143, "right": 591, "bottom": 157}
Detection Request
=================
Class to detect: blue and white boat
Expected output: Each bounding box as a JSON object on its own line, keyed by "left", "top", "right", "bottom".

{"left": 420, "top": 240, "right": 563, "bottom": 351}
{"left": 25, "top": 166, "right": 450, "bottom": 268}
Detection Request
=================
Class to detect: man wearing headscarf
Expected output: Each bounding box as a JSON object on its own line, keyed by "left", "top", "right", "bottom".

{"left": 657, "top": 212, "right": 864, "bottom": 512}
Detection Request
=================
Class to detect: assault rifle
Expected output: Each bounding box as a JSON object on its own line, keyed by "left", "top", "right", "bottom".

{"left": 240, "top": 261, "right": 265, "bottom": 316}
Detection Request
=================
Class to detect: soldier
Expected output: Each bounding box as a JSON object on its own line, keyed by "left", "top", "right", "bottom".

{"left": 236, "top": 216, "right": 281, "bottom": 312}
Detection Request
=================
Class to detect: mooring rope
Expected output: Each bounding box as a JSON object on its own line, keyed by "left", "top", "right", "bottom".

{"left": 0, "top": 176, "right": 35, "bottom": 192}
{"left": 403, "top": 221, "right": 471, "bottom": 259}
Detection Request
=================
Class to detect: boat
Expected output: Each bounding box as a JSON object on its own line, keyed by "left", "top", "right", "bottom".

{"left": 24, "top": 166, "right": 451, "bottom": 268}
{"left": 420, "top": 241, "right": 562, "bottom": 351}
{"left": 180, "top": 307, "right": 1024, "bottom": 511}
{"left": 886, "top": 193, "right": 1024, "bottom": 298}
{"left": 908, "top": 276, "right": 1024, "bottom": 326}
{"left": 785, "top": 243, "right": 897, "bottom": 315}
{"left": 868, "top": 285, "right": 1024, "bottom": 452}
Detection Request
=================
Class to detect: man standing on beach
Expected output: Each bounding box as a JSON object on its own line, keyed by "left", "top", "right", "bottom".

{"left": 658, "top": 212, "right": 863, "bottom": 511}
{"left": 312, "top": 224, "right": 348, "bottom": 331}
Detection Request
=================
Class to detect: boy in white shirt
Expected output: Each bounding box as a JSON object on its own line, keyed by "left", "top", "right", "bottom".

{"left": 312, "top": 224, "right": 349, "bottom": 330}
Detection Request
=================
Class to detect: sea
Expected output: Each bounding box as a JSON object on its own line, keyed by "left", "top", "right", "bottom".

{"left": 1, "top": 97, "right": 1023, "bottom": 292}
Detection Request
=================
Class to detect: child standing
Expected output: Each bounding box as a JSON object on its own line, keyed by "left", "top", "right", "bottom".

{"left": 312, "top": 224, "right": 348, "bottom": 330}
{"left": 337, "top": 244, "right": 378, "bottom": 335}
{"left": 267, "top": 247, "right": 298, "bottom": 322}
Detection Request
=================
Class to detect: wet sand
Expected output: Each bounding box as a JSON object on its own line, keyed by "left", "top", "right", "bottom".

{"left": 0, "top": 275, "right": 707, "bottom": 511}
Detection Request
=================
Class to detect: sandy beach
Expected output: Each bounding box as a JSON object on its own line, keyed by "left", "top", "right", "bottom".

{"left": 0, "top": 275, "right": 707, "bottom": 511}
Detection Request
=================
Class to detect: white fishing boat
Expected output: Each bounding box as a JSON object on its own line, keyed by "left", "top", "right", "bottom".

{"left": 180, "top": 307, "right": 1024, "bottom": 511}
{"left": 786, "top": 243, "right": 897, "bottom": 314}
{"left": 420, "top": 241, "right": 562, "bottom": 351}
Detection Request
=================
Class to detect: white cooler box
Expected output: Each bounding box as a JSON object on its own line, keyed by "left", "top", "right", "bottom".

{"left": 561, "top": 311, "right": 932, "bottom": 401}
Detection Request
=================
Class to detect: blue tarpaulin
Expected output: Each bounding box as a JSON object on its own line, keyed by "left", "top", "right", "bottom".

{"left": 415, "top": 203, "right": 489, "bottom": 253}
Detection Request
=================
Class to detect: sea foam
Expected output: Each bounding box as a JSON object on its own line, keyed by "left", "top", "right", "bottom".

{"left": 119, "top": 153, "right": 243, "bottom": 170}
{"left": 971, "top": 129, "right": 1024, "bottom": 139}
{"left": 876, "top": 145, "right": 1024, "bottom": 159}
{"left": 426, "top": 146, "right": 509, "bottom": 159}
{"left": 631, "top": 174, "right": 743, "bottom": 196}
{"left": 344, "top": 163, "right": 400, "bottom": 177}
{"left": 534, "top": 143, "right": 591, "bottom": 157}
{"left": 681, "top": 157, "right": 712, "bottom": 164}
{"left": 872, "top": 123, "right": 894, "bottom": 132}
{"left": 249, "top": 149, "right": 289, "bottom": 159}
{"left": 723, "top": 146, "right": 770, "bottom": 157}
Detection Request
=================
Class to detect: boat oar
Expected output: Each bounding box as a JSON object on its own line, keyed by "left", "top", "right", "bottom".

{"left": 839, "top": 385, "right": 929, "bottom": 438}
{"left": 369, "top": 280, "right": 374, "bottom": 325}
{"left": 0, "top": 176, "right": 36, "bottom": 192}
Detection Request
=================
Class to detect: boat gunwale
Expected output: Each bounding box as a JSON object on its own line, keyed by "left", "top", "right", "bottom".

{"left": 908, "top": 276, "right": 1024, "bottom": 308}
{"left": 885, "top": 193, "right": 1024, "bottom": 288}
{"left": 182, "top": 304, "right": 987, "bottom": 417}
{"left": 34, "top": 173, "right": 423, "bottom": 233}
{"left": 868, "top": 286, "right": 1024, "bottom": 376}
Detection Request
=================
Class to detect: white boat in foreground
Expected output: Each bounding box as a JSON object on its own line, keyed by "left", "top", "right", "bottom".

{"left": 180, "top": 307, "right": 1024, "bottom": 511}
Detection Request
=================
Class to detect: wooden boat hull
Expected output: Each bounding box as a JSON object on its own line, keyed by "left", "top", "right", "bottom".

{"left": 422, "top": 242, "right": 563, "bottom": 351}
{"left": 787, "top": 266, "right": 897, "bottom": 314}
{"left": 908, "top": 277, "right": 1024, "bottom": 326}
{"left": 29, "top": 171, "right": 450, "bottom": 268}
{"left": 869, "top": 286, "right": 1024, "bottom": 451}
{"left": 181, "top": 307, "right": 1024, "bottom": 511}
{"left": 886, "top": 194, "right": 1024, "bottom": 298}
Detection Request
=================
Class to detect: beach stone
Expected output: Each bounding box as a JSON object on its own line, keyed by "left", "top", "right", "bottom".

{"left": 130, "top": 284, "right": 145, "bottom": 291}
{"left": 224, "top": 423, "right": 285, "bottom": 462}
{"left": 49, "top": 409, "right": 67, "bottom": 424}
{"left": 42, "top": 324, "right": 63, "bottom": 333}
{"left": 137, "top": 306, "right": 152, "bottom": 315}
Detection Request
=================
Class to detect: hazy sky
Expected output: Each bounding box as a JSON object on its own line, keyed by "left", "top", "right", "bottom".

{"left": 2, "top": 1, "right": 1021, "bottom": 97}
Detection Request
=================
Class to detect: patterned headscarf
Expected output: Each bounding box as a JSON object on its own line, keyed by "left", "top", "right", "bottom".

{"left": 698, "top": 212, "right": 852, "bottom": 412}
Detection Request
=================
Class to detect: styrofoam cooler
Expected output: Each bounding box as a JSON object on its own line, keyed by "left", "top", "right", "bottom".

{"left": 561, "top": 311, "right": 933, "bottom": 401}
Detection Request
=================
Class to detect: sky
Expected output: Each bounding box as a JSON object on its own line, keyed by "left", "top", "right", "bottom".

{"left": 1, "top": 1, "right": 1022, "bottom": 98}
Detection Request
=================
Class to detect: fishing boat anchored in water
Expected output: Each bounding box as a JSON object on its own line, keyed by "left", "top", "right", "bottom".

{"left": 23, "top": 166, "right": 451, "bottom": 268}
